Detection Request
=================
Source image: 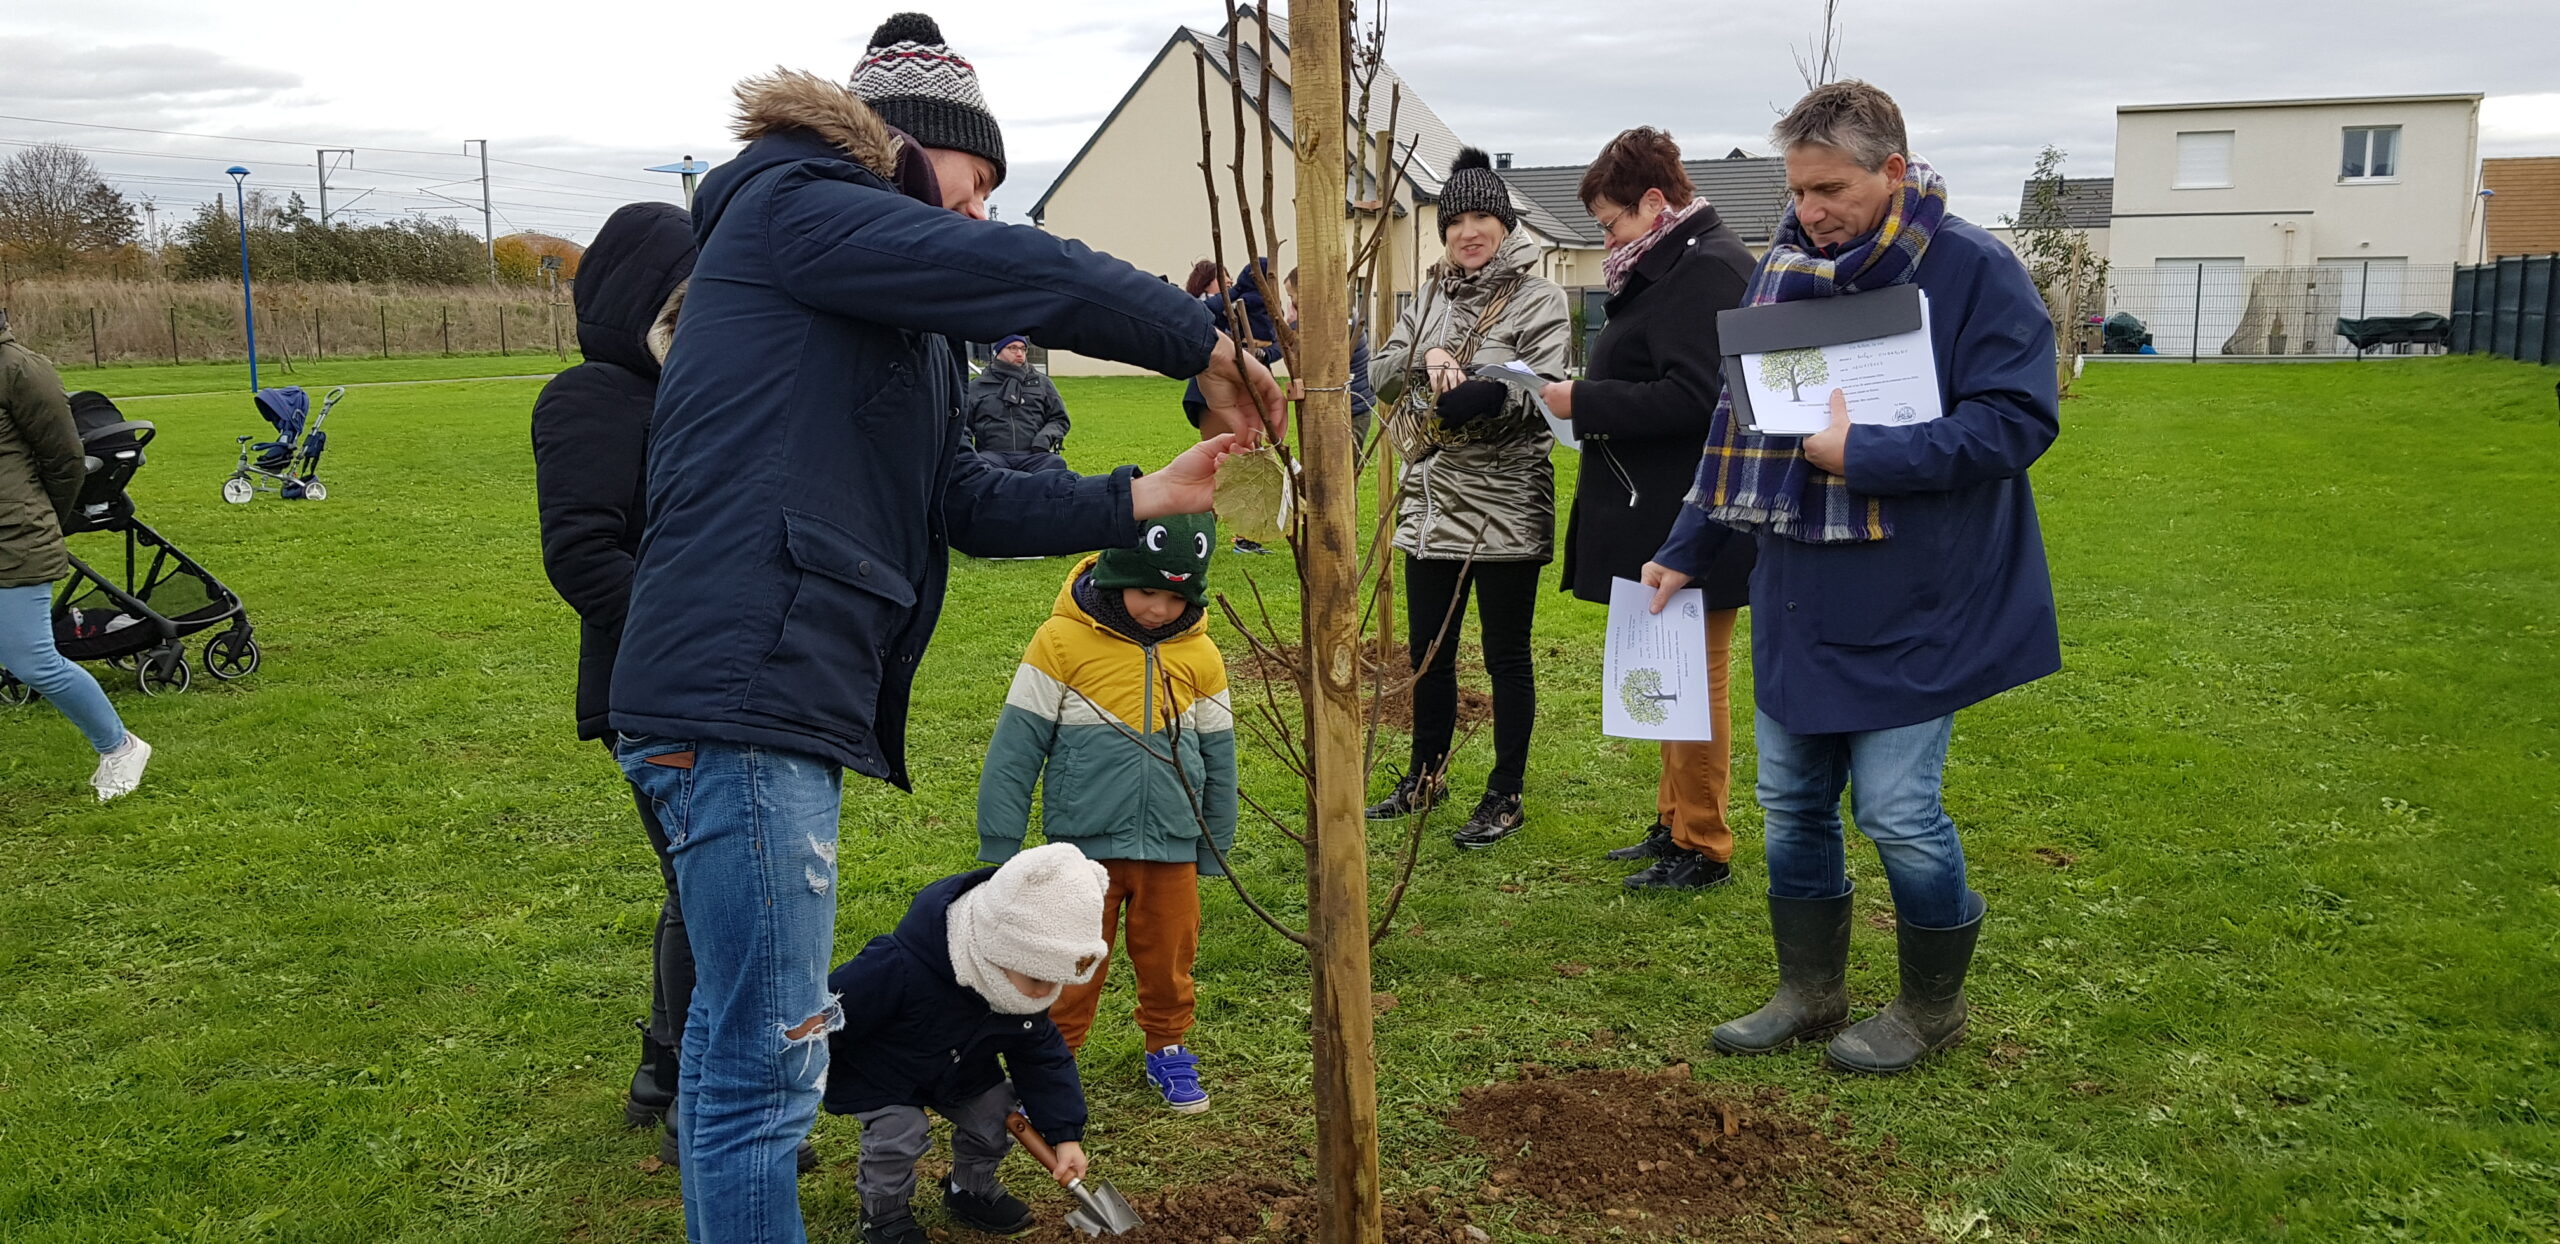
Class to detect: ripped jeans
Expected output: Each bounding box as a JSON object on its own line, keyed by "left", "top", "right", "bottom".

{"left": 617, "top": 736, "right": 844, "bottom": 1244}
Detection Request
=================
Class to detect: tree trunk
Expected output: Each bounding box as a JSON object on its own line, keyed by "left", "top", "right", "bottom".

{"left": 1289, "top": 5, "right": 1385, "bottom": 1242}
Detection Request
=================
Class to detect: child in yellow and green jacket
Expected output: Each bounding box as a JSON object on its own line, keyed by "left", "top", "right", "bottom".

{"left": 977, "top": 511, "right": 1234, "bottom": 1113}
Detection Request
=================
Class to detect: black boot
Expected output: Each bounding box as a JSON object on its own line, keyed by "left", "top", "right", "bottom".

{"left": 1826, "top": 894, "right": 1984, "bottom": 1074}
{"left": 1364, "top": 770, "right": 1446, "bottom": 819}
{"left": 1711, "top": 891, "right": 1853, "bottom": 1055}
{"left": 625, "top": 1021, "right": 676, "bottom": 1129}
{"left": 1605, "top": 822, "right": 1674, "bottom": 861}
{"left": 860, "top": 1201, "right": 930, "bottom": 1244}
{"left": 941, "top": 1176, "right": 1036, "bottom": 1234}
{"left": 1622, "top": 848, "right": 1733, "bottom": 891}
{"left": 1450, "top": 790, "right": 1525, "bottom": 850}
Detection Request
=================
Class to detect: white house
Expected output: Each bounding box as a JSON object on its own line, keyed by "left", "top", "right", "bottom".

{"left": 2105, "top": 93, "right": 2482, "bottom": 354}
{"left": 1027, "top": 6, "right": 1566, "bottom": 375}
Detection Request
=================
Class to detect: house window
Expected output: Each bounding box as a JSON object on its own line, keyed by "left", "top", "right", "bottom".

{"left": 2174, "top": 131, "right": 2234, "bottom": 189}
{"left": 2340, "top": 126, "right": 2399, "bottom": 180}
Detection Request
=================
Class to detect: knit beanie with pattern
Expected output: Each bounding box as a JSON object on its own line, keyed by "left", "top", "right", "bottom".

{"left": 946, "top": 843, "right": 1110, "bottom": 1015}
{"left": 851, "top": 13, "right": 1007, "bottom": 186}
{"left": 1437, "top": 147, "right": 1518, "bottom": 239}
{"left": 1091, "top": 512, "right": 1217, "bottom": 606}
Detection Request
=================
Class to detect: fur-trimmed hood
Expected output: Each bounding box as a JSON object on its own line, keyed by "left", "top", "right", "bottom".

{"left": 646, "top": 280, "right": 685, "bottom": 365}
{"left": 692, "top": 68, "right": 946, "bottom": 241}
{"left": 729, "top": 68, "right": 903, "bottom": 179}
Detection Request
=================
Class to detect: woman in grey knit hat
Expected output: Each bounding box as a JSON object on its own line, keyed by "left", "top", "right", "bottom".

{"left": 1367, "top": 148, "right": 1572, "bottom": 851}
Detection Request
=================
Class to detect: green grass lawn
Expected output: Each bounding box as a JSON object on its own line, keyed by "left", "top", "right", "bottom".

{"left": 54, "top": 352, "right": 571, "bottom": 400}
{"left": 2, "top": 357, "right": 2555, "bottom": 1242}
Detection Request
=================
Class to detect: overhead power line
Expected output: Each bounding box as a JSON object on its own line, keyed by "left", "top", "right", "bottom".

{"left": 0, "top": 133, "right": 646, "bottom": 237}
{"left": 0, "top": 111, "right": 680, "bottom": 189}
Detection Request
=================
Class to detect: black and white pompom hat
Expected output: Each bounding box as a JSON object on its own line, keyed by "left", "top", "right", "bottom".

{"left": 850, "top": 12, "right": 1007, "bottom": 186}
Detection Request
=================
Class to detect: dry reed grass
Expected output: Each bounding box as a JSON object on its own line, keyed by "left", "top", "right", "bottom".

{"left": 0, "top": 278, "right": 578, "bottom": 366}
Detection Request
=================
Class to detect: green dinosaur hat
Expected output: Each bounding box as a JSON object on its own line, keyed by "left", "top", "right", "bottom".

{"left": 1091, "top": 512, "right": 1217, "bottom": 605}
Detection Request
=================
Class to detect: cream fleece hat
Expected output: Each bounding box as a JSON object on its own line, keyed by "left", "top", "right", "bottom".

{"left": 947, "top": 843, "right": 1110, "bottom": 1014}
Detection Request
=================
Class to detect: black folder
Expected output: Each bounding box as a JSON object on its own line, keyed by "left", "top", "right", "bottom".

{"left": 1717, "top": 284, "right": 1927, "bottom": 435}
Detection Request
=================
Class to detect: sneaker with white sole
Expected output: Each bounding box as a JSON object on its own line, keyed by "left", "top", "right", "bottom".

{"left": 91, "top": 733, "right": 151, "bottom": 801}
{"left": 1144, "top": 1045, "right": 1210, "bottom": 1113}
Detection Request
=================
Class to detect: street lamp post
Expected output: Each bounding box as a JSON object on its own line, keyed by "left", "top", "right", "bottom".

{"left": 227, "top": 166, "right": 260, "bottom": 392}
{"left": 645, "top": 156, "right": 712, "bottom": 209}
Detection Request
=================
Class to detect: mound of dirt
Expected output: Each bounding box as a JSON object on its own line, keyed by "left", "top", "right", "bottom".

{"left": 1449, "top": 1067, "right": 1938, "bottom": 1241}
{"left": 1015, "top": 1069, "right": 1934, "bottom": 1243}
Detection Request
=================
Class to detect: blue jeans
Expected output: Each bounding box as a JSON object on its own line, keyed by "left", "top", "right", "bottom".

{"left": 617, "top": 736, "right": 844, "bottom": 1244}
{"left": 0, "top": 582, "right": 126, "bottom": 752}
{"left": 1755, "top": 710, "right": 1973, "bottom": 929}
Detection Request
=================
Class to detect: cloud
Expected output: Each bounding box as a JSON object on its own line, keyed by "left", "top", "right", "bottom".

{"left": 0, "top": 35, "right": 297, "bottom": 114}
{"left": 2483, "top": 93, "right": 2560, "bottom": 152}
{"left": 12, "top": 1, "right": 2560, "bottom": 243}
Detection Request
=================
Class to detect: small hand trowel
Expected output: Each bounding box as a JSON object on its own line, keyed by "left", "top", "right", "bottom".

{"left": 1004, "top": 1111, "right": 1144, "bottom": 1236}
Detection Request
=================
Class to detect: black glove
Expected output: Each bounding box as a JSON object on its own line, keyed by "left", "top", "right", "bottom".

{"left": 1434, "top": 378, "right": 1508, "bottom": 428}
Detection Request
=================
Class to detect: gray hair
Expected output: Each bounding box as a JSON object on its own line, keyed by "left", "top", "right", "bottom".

{"left": 1772, "top": 80, "right": 1910, "bottom": 172}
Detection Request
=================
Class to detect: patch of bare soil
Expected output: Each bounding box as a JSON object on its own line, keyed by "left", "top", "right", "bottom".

{"left": 1229, "top": 639, "right": 1492, "bottom": 735}
{"left": 1021, "top": 1176, "right": 1485, "bottom": 1243}
{"left": 1019, "top": 1068, "right": 1936, "bottom": 1244}
{"left": 1449, "top": 1067, "right": 1940, "bottom": 1242}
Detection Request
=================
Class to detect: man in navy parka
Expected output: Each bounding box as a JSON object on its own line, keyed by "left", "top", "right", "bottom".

{"left": 607, "top": 18, "right": 1283, "bottom": 1243}
{"left": 1646, "top": 81, "right": 2060, "bottom": 1081}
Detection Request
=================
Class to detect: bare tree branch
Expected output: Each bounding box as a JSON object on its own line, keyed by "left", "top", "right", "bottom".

{"left": 1792, "top": 0, "right": 1846, "bottom": 91}
{"left": 1057, "top": 676, "right": 1310, "bottom": 947}
{"left": 1371, "top": 717, "right": 1482, "bottom": 946}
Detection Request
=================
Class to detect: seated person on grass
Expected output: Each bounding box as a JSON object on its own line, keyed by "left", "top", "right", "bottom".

{"left": 977, "top": 512, "right": 1236, "bottom": 1113}
{"left": 822, "top": 844, "right": 1107, "bottom": 1244}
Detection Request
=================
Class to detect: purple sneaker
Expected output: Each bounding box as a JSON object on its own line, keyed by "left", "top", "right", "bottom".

{"left": 1144, "top": 1045, "right": 1210, "bottom": 1113}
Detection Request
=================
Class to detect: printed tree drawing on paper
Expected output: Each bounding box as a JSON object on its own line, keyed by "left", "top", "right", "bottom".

{"left": 1760, "top": 346, "right": 1829, "bottom": 402}
{"left": 1620, "top": 667, "right": 1680, "bottom": 724}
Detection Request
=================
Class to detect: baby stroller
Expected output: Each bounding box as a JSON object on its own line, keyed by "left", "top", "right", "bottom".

{"left": 0, "top": 392, "right": 259, "bottom": 703}
{"left": 223, "top": 385, "right": 343, "bottom": 503}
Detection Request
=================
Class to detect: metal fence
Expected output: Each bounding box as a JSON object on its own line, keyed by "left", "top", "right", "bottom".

{"left": 2103, "top": 263, "right": 2457, "bottom": 359}
{"left": 2450, "top": 255, "right": 2560, "bottom": 366}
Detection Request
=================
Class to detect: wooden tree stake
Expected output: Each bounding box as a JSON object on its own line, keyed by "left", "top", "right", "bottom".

{"left": 1289, "top": 2, "right": 1384, "bottom": 1241}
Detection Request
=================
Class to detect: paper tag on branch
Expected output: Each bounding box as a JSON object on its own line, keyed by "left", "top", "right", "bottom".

{"left": 1214, "top": 445, "right": 1294, "bottom": 546}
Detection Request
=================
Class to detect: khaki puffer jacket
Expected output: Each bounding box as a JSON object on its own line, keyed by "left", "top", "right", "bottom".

{"left": 0, "top": 327, "right": 84, "bottom": 588}
{"left": 1371, "top": 229, "right": 1571, "bottom": 562}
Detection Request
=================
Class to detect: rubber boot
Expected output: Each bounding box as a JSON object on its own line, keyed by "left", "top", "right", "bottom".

{"left": 625, "top": 1021, "right": 676, "bottom": 1129}
{"left": 1711, "top": 890, "right": 1853, "bottom": 1055}
{"left": 1826, "top": 892, "right": 1985, "bottom": 1074}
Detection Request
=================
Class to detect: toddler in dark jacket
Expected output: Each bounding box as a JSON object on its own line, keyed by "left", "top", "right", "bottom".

{"left": 824, "top": 844, "right": 1108, "bottom": 1244}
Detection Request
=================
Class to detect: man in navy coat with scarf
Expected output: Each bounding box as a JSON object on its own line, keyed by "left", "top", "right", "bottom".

{"left": 1645, "top": 80, "right": 2060, "bottom": 1077}
{"left": 608, "top": 16, "right": 1283, "bottom": 1244}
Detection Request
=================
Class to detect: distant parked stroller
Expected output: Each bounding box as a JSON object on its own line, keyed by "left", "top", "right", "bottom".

{"left": 0, "top": 392, "right": 259, "bottom": 703}
{"left": 224, "top": 385, "right": 343, "bottom": 503}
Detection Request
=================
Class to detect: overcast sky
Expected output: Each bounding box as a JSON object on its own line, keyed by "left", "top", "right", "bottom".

{"left": 5, "top": 0, "right": 2557, "bottom": 246}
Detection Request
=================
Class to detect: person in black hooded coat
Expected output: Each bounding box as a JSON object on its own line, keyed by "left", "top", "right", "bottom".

{"left": 534, "top": 202, "right": 817, "bottom": 1171}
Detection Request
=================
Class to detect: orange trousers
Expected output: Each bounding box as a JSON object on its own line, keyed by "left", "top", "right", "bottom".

{"left": 1658, "top": 607, "right": 1739, "bottom": 863}
{"left": 1050, "top": 859, "right": 1200, "bottom": 1054}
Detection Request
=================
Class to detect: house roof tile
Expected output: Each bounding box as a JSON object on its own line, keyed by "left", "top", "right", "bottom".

{"left": 2012, "top": 176, "right": 2114, "bottom": 230}
{"left": 1496, "top": 155, "right": 1794, "bottom": 248}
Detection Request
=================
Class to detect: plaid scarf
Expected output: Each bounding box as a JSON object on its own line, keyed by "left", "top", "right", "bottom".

{"left": 1684, "top": 159, "right": 1949, "bottom": 544}
{"left": 1601, "top": 199, "right": 1707, "bottom": 294}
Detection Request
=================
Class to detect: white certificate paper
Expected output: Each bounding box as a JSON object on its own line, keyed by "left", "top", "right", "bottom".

{"left": 1737, "top": 292, "right": 1943, "bottom": 435}
{"left": 1602, "top": 576, "right": 1713, "bottom": 742}
{"left": 1469, "top": 359, "right": 1578, "bottom": 450}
